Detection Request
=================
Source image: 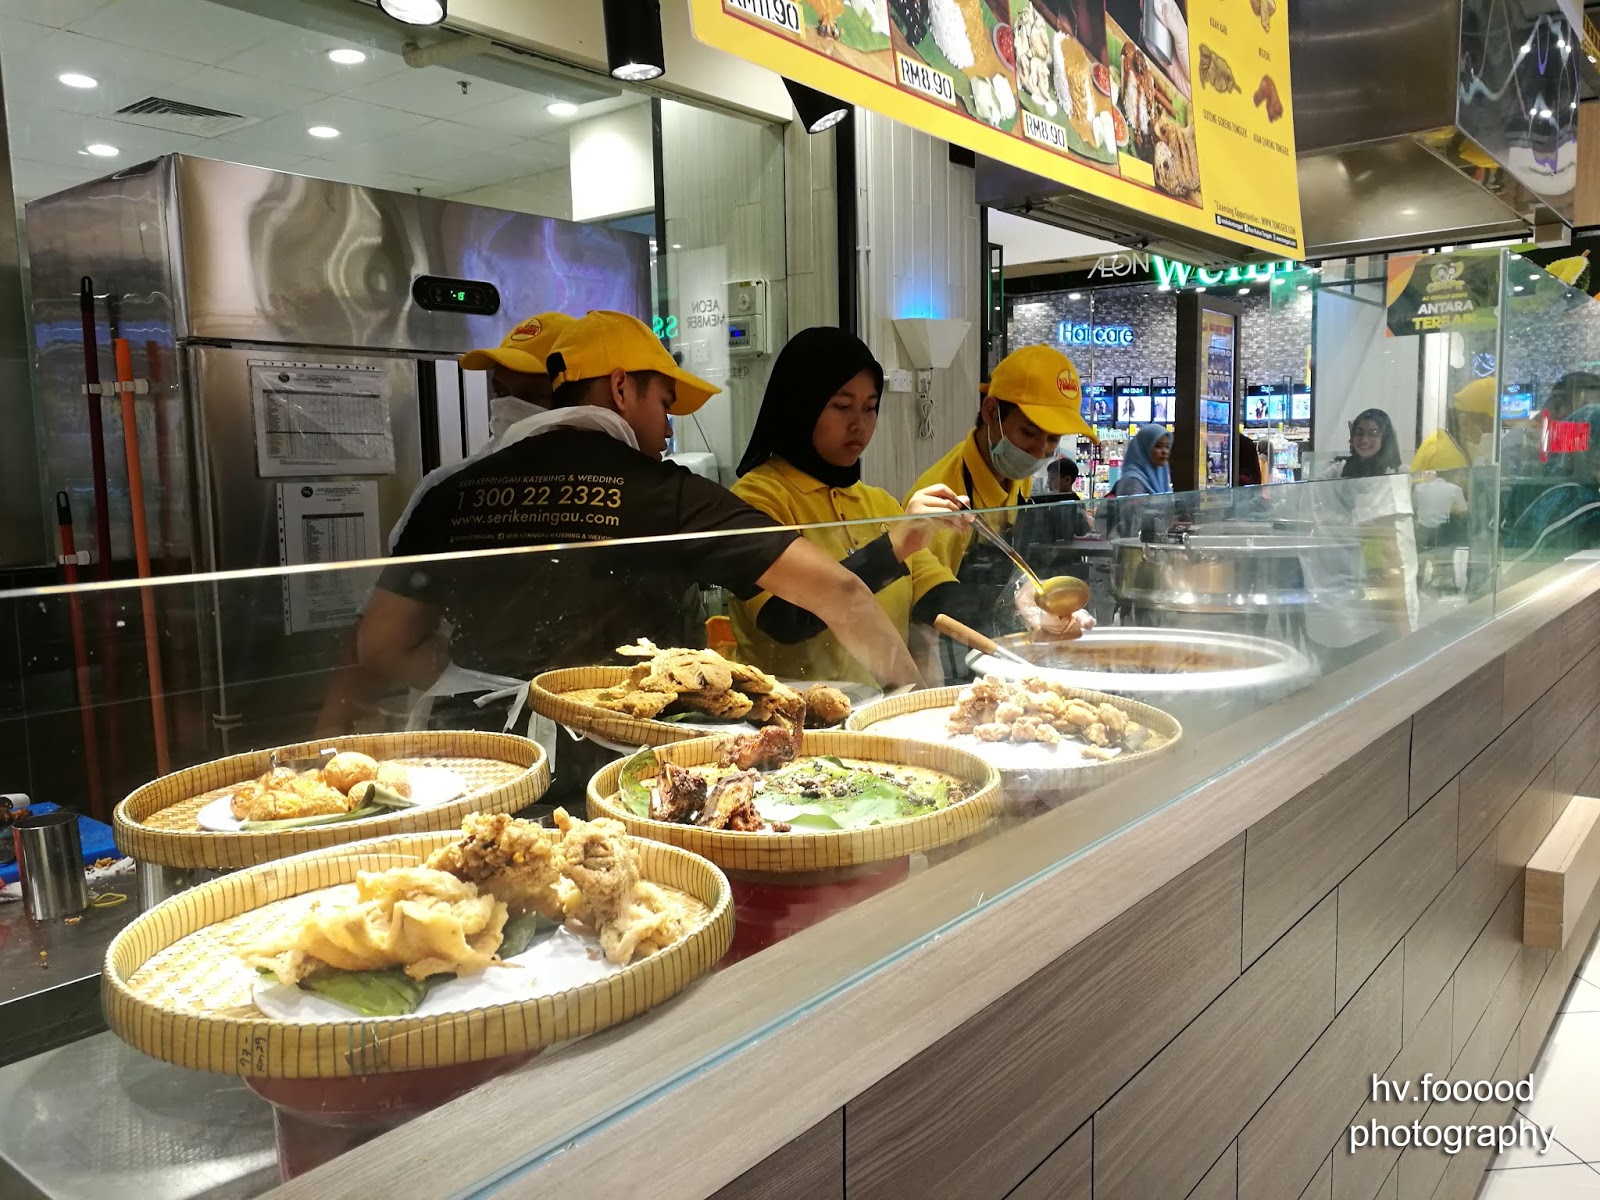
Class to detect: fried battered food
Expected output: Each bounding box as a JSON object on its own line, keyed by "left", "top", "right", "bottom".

{"left": 1199, "top": 44, "right": 1240, "bottom": 93}
{"left": 653, "top": 761, "right": 707, "bottom": 823}
{"left": 322, "top": 752, "right": 378, "bottom": 794}
{"left": 1153, "top": 116, "right": 1201, "bottom": 199}
{"left": 229, "top": 767, "right": 298, "bottom": 820}
{"left": 947, "top": 676, "right": 1145, "bottom": 755}
{"left": 231, "top": 770, "right": 354, "bottom": 822}
{"left": 600, "top": 881, "right": 688, "bottom": 965}
{"left": 595, "top": 640, "right": 801, "bottom": 729}
{"left": 426, "top": 811, "right": 565, "bottom": 921}
{"left": 243, "top": 866, "right": 507, "bottom": 984}
{"left": 551, "top": 807, "right": 641, "bottom": 933}
{"left": 696, "top": 770, "right": 770, "bottom": 831}
{"left": 1250, "top": 0, "right": 1276, "bottom": 32}
{"left": 720, "top": 724, "right": 801, "bottom": 772}
{"left": 804, "top": 685, "right": 853, "bottom": 727}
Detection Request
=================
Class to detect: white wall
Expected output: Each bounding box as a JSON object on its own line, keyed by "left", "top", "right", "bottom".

{"left": 987, "top": 209, "right": 1124, "bottom": 267}
{"left": 1312, "top": 284, "right": 1422, "bottom": 464}
{"left": 855, "top": 109, "right": 982, "bottom": 501}
{"left": 450, "top": 167, "right": 572, "bottom": 219}
{"left": 448, "top": 0, "right": 791, "bottom": 122}
{"left": 569, "top": 107, "right": 654, "bottom": 221}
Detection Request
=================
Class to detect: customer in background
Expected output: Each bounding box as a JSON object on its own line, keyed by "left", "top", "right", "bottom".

{"left": 1304, "top": 408, "right": 1417, "bottom": 668}
{"left": 729, "top": 327, "right": 966, "bottom": 684}
{"left": 1014, "top": 456, "right": 1093, "bottom": 578}
{"left": 1102, "top": 423, "right": 1173, "bottom": 538}
{"left": 1235, "top": 432, "right": 1264, "bottom": 486}
{"left": 1506, "top": 405, "right": 1600, "bottom": 556}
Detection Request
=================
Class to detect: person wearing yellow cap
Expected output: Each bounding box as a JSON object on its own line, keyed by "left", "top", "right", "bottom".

{"left": 727, "top": 327, "right": 966, "bottom": 684}
{"left": 460, "top": 311, "right": 575, "bottom": 441}
{"left": 1411, "top": 377, "right": 1497, "bottom": 473}
{"left": 358, "top": 310, "right": 920, "bottom": 765}
{"left": 907, "top": 343, "right": 1097, "bottom": 646}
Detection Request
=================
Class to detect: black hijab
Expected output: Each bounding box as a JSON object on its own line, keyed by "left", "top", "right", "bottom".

{"left": 736, "top": 327, "right": 885, "bottom": 488}
{"left": 1340, "top": 407, "right": 1401, "bottom": 478}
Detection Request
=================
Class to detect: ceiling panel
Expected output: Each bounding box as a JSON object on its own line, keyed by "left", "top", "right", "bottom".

{"left": 339, "top": 64, "right": 527, "bottom": 120}
{"left": 212, "top": 29, "right": 409, "bottom": 94}
{"left": 65, "top": 0, "right": 279, "bottom": 63}
{"left": 156, "top": 66, "right": 328, "bottom": 121}
{"left": 4, "top": 29, "right": 205, "bottom": 116}
{"left": 0, "top": 16, "right": 51, "bottom": 55}
{"left": 0, "top": 0, "right": 112, "bottom": 28}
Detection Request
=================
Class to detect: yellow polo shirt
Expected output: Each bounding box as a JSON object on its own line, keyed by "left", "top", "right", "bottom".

{"left": 1410, "top": 430, "right": 1471, "bottom": 473}
{"left": 730, "top": 457, "right": 956, "bottom": 684}
{"left": 907, "top": 431, "right": 1033, "bottom": 577}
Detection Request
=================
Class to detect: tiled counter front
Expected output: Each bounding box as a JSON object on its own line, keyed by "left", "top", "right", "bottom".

{"left": 718, "top": 592, "right": 1600, "bottom": 1200}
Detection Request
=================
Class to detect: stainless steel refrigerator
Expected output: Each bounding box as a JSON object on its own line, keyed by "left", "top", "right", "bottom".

{"left": 26, "top": 154, "right": 651, "bottom": 760}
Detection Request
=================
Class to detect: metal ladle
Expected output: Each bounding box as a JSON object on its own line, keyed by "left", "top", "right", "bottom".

{"left": 961, "top": 503, "right": 1091, "bottom": 617}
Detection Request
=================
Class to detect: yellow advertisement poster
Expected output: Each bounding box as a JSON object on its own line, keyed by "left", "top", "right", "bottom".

{"left": 691, "top": 0, "right": 1302, "bottom": 258}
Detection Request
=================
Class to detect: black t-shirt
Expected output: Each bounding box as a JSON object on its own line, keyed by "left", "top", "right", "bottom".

{"left": 379, "top": 428, "right": 796, "bottom": 675}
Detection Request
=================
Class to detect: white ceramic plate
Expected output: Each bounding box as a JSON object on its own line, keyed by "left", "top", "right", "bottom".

{"left": 196, "top": 766, "right": 466, "bottom": 833}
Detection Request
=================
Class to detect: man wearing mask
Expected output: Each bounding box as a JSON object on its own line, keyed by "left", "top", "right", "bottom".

{"left": 907, "top": 344, "right": 1096, "bottom": 656}
{"left": 360, "top": 310, "right": 920, "bottom": 757}
{"left": 460, "top": 311, "right": 575, "bottom": 441}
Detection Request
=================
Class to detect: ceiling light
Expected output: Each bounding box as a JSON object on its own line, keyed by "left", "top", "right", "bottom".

{"left": 1156, "top": 284, "right": 1171, "bottom": 292}
{"left": 1539, "top": 108, "right": 1553, "bottom": 119}
{"left": 1237, "top": 287, "right": 1250, "bottom": 295}
{"left": 1589, "top": 54, "right": 1597, "bottom": 63}
{"left": 1068, "top": 292, "right": 1083, "bottom": 300}
{"left": 82, "top": 143, "right": 118, "bottom": 157}
{"left": 783, "top": 77, "right": 849, "bottom": 134}
{"left": 379, "top": 0, "right": 445, "bottom": 24}
{"left": 327, "top": 48, "right": 367, "bottom": 65}
{"left": 1513, "top": 285, "right": 1525, "bottom": 292}
{"left": 308, "top": 125, "right": 340, "bottom": 138}
{"left": 58, "top": 72, "right": 97, "bottom": 89}
{"left": 671, "top": 243, "right": 682, "bottom": 249}
{"left": 546, "top": 101, "right": 578, "bottom": 117}
{"left": 603, "top": 0, "right": 665, "bottom": 82}
{"left": 1296, "top": 284, "right": 1309, "bottom": 292}
{"left": 1195, "top": 286, "right": 1207, "bottom": 292}
{"left": 1529, "top": 273, "right": 1542, "bottom": 280}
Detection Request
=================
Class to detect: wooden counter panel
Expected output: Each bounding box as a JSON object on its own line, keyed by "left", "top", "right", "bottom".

{"left": 710, "top": 1112, "right": 841, "bottom": 1200}
{"left": 1409, "top": 661, "right": 1503, "bottom": 809}
{"left": 1450, "top": 883, "right": 1524, "bottom": 1060}
{"left": 1094, "top": 895, "right": 1336, "bottom": 1200}
{"left": 843, "top": 839, "right": 1245, "bottom": 1200}
{"left": 1502, "top": 621, "right": 1572, "bottom": 725}
{"left": 1335, "top": 783, "right": 1457, "bottom": 1009}
{"left": 1401, "top": 832, "right": 1502, "bottom": 1037}
{"left": 1190, "top": 1144, "right": 1239, "bottom": 1200}
{"left": 1299, "top": 1154, "right": 1333, "bottom": 1200}
{"left": 1241, "top": 724, "right": 1410, "bottom": 966}
{"left": 1238, "top": 947, "right": 1402, "bottom": 1200}
{"left": 1005, "top": 1122, "right": 1090, "bottom": 1200}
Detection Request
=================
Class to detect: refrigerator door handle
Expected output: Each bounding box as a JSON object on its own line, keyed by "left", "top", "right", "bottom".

{"left": 462, "top": 369, "right": 491, "bottom": 455}
{"left": 431, "top": 359, "right": 465, "bottom": 469}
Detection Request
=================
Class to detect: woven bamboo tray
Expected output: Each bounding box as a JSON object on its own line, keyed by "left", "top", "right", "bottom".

{"left": 845, "top": 686, "right": 1182, "bottom": 793}
{"left": 103, "top": 828, "right": 732, "bottom": 1078}
{"left": 530, "top": 665, "right": 734, "bottom": 748}
{"left": 115, "top": 731, "right": 549, "bottom": 870}
{"left": 586, "top": 730, "right": 1002, "bottom": 874}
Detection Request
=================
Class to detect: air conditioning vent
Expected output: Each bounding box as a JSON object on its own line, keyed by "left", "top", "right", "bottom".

{"left": 113, "top": 96, "right": 257, "bottom": 137}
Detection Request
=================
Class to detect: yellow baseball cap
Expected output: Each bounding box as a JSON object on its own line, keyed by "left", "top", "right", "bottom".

{"left": 547, "top": 310, "right": 720, "bottom": 416}
{"left": 983, "top": 344, "right": 1095, "bottom": 438}
{"left": 460, "top": 312, "right": 574, "bottom": 376}
{"left": 1453, "top": 376, "right": 1498, "bottom": 416}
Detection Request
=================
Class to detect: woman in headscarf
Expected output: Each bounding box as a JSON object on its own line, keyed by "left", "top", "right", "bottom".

{"left": 1330, "top": 408, "right": 1403, "bottom": 478}
{"left": 728, "top": 327, "right": 968, "bottom": 684}
{"left": 1102, "top": 423, "right": 1173, "bottom": 537}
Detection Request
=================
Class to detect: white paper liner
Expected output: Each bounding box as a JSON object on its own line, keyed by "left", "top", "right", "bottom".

{"left": 862, "top": 707, "right": 1126, "bottom": 771}
{"left": 197, "top": 766, "right": 466, "bottom": 832}
{"left": 251, "top": 924, "right": 627, "bottom": 1023}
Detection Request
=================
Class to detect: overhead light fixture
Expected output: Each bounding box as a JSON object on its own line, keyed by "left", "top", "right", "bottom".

{"left": 603, "top": 0, "right": 665, "bottom": 82}
{"left": 1297, "top": 284, "right": 1309, "bottom": 292}
{"left": 327, "top": 48, "right": 367, "bottom": 64}
{"left": 58, "top": 72, "right": 98, "bottom": 89}
{"left": 783, "top": 77, "right": 849, "bottom": 134}
{"left": 1068, "top": 292, "right": 1083, "bottom": 300}
{"left": 1237, "top": 287, "right": 1249, "bottom": 295}
{"left": 671, "top": 242, "right": 682, "bottom": 249}
{"left": 546, "top": 101, "right": 578, "bottom": 117}
{"left": 308, "top": 125, "right": 340, "bottom": 138}
{"left": 82, "top": 144, "right": 118, "bottom": 157}
{"left": 379, "top": 0, "right": 445, "bottom": 25}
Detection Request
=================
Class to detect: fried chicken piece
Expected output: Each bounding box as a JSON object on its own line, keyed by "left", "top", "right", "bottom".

{"left": 649, "top": 649, "right": 733, "bottom": 695}
{"left": 803, "top": 684, "right": 852, "bottom": 727}
{"left": 1082, "top": 722, "right": 1112, "bottom": 748}
{"left": 973, "top": 722, "right": 1010, "bottom": 743}
{"left": 599, "top": 880, "right": 688, "bottom": 965}
{"left": 1082, "top": 744, "right": 1120, "bottom": 761}
{"left": 426, "top": 812, "right": 565, "bottom": 921}
{"left": 694, "top": 770, "right": 765, "bottom": 831}
{"left": 720, "top": 724, "right": 800, "bottom": 771}
{"left": 552, "top": 807, "right": 641, "bottom": 932}
{"left": 1096, "top": 703, "right": 1129, "bottom": 738}
{"left": 678, "top": 687, "right": 754, "bottom": 720}
{"left": 726, "top": 660, "right": 778, "bottom": 695}
{"left": 653, "top": 761, "right": 707, "bottom": 824}
{"left": 1253, "top": 74, "right": 1282, "bottom": 122}
{"left": 229, "top": 767, "right": 298, "bottom": 820}
{"left": 593, "top": 687, "right": 676, "bottom": 719}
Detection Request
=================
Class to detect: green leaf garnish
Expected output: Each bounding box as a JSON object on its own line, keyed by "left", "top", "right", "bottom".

{"left": 299, "top": 968, "right": 437, "bottom": 1017}
{"left": 499, "top": 911, "right": 559, "bottom": 958}
{"left": 239, "top": 803, "right": 385, "bottom": 832}
{"left": 619, "top": 747, "right": 659, "bottom": 817}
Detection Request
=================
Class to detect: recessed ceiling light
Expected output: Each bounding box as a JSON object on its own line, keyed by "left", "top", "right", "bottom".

{"left": 1237, "top": 287, "right": 1250, "bottom": 295}
{"left": 1068, "top": 292, "right": 1083, "bottom": 300}
{"left": 308, "top": 126, "right": 340, "bottom": 139}
{"left": 82, "top": 144, "right": 119, "bottom": 157}
{"left": 546, "top": 101, "right": 578, "bottom": 117}
{"left": 58, "top": 72, "right": 98, "bottom": 89}
{"left": 1529, "top": 273, "right": 1542, "bottom": 280}
{"left": 1296, "top": 284, "right": 1309, "bottom": 292}
{"left": 380, "top": 0, "right": 445, "bottom": 23}
{"left": 327, "top": 48, "right": 367, "bottom": 65}
{"left": 670, "top": 243, "right": 682, "bottom": 250}
{"left": 1513, "top": 285, "right": 1525, "bottom": 292}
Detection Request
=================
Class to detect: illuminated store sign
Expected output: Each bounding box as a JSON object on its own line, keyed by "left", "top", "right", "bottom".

{"left": 1078, "top": 250, "right": 1303, "bottom": 291}
{"left": 1057, "top": 321, "right": 1135, "bottom": 347}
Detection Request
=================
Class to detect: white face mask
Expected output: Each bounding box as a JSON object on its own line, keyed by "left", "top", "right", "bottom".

{"left": 987, "top": 422, "right": 1045, "bottom": 482}
{"left": 489, "top": 396, "right": 547, "bottom": 440}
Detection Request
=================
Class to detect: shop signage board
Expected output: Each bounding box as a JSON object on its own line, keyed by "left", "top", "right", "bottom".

{"left": 1385, "top": 249, "right": 1503, "bottom": 337}
{"left": 1057, "top": 319, "right": 1135, "bottom": 346}
{"left": 1020, "top": 250, "right": 1302, "bottom": 294}
{"left": 692, "top": 0, "right": 1304, "bottom": 258}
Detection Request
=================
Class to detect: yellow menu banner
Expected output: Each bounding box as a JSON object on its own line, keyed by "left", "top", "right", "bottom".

{"left": 691, "top": 0, "right": 1303, "bottom": 258}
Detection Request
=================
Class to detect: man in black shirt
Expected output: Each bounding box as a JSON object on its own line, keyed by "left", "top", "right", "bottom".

{"left": 359, "top": 310, "right": 919, "bottom": 702}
